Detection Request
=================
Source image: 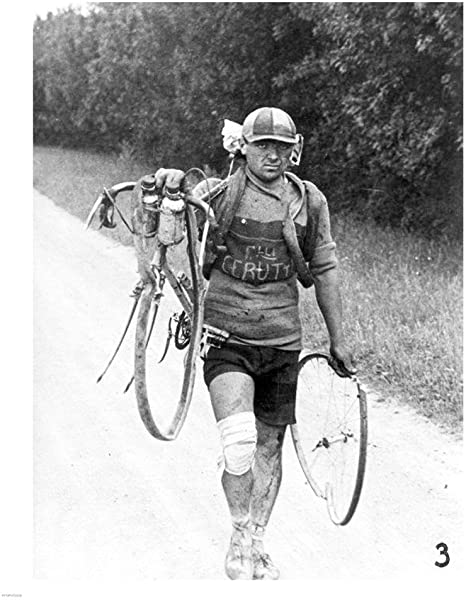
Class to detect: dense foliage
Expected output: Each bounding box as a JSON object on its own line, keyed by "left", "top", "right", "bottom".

{"left": 33, "top": 2, "right": 462, "bottom": 237}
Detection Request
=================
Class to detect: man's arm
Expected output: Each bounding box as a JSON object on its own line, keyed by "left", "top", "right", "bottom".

{"left": 313, "top": 268, "right": 356, "bottom": 376}
{"left": 302, "top": 186, "right": 356, "bottom": 376}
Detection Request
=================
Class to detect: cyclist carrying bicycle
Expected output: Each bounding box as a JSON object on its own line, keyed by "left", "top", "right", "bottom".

{"left": 154, "top": 106, "right": 355, "bottom": 579}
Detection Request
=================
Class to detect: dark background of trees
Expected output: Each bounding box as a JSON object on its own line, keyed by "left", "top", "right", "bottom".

{"left": 33, "top": 2, "right": 462, "bottom": 238}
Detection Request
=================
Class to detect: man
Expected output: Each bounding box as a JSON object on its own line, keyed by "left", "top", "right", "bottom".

{"left": 154, "top": 107, "right": 355, "bottom": 579}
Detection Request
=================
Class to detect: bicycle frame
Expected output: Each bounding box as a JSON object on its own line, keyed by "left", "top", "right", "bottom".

{"left": 86, "top": 172, "right": 229, "bottom": 441}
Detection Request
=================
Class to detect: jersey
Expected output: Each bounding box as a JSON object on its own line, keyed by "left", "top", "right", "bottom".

{"left": 194, "top": 165, "right": 337, "bottom": 350}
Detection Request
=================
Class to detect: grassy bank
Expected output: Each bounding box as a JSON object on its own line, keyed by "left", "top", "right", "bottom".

{"left": 33, "top": 145, "right": 463, "bottom": 433}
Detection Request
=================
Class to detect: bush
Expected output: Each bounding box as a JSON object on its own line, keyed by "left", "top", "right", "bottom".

{"left": 33, "top": 2, "right": 463, "bottom": 238}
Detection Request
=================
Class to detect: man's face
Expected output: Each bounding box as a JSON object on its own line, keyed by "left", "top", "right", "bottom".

{"left": 243, "top": 139, "right": 294, "bottom": 182}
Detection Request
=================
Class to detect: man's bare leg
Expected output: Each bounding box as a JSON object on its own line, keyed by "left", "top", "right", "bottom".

{"left": 209, "top": 372, "right": 256, "bottom": 579}
{"left": 250, "top": 418, "right": 286, "bottom": 579}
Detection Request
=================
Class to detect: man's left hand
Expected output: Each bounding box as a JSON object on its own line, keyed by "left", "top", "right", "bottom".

{"left": 329, "top": 344, "right": 357, "bottom": 378}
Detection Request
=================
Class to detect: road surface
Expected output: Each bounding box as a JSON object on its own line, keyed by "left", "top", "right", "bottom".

{"left": 33, "top": 189, "right": 463, "bottom": 580}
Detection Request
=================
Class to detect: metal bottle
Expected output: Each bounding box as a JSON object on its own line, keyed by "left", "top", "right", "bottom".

{"left": 157, "top": 186, "right": 186, "bottom": 246}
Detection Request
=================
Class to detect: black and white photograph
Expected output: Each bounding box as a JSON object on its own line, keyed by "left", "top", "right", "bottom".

{"left": 2, "top": 0, "right": 464, "bottom": 597}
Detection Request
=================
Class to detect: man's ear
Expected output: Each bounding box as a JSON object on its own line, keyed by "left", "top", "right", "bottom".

{"left": 290, "top": 134, "right": 304, "bottom": 167}
{"left": 239, "top": 137, "right": 247, "bottom": 156}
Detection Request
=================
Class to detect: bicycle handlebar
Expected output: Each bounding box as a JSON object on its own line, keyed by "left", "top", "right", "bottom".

{"left": 87, "top": 172, "right": 232, "bottom": 235}
{"left": 184, "top": 177, "right": 230, "bottom": 229}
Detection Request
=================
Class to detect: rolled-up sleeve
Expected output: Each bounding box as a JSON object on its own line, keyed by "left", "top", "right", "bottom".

{"left": 303, "top": 187, "right": 338, "bottom": 276}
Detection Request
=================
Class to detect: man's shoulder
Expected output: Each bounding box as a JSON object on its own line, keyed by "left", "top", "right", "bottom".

{"left": 285, "top": 172, "right": 327, "bottom": 211}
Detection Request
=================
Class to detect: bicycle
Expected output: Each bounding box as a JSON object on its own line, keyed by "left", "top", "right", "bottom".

{"left": 86, "top": 169, "right": 229, "bottom": 442}
{"left": 85, "top": 163, "right": 368, "bottom": 525}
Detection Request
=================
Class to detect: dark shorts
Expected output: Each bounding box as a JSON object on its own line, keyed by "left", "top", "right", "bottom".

{"left": 203, "top": 343, "right": 300, "bottom": 426}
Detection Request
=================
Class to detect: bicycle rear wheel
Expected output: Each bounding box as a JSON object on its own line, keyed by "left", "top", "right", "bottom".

{"left": 290, "top": 352, "right": 368, "bottom": 525}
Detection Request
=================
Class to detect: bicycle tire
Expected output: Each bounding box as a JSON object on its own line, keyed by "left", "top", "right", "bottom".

{"left": 290, "top": 351, "right": 368, "bottom": 525}
{"left": 133, "top": 203, "right": 205, "bottom": 441}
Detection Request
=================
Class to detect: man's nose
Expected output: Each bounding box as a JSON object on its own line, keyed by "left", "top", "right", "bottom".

{"left": 266, "top": 145, "right": 279, "bottom": 159}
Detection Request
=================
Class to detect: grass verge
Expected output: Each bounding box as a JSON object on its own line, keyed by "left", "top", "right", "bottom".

{"left": 34, "top": 145, "right": 463, "bottom": 433}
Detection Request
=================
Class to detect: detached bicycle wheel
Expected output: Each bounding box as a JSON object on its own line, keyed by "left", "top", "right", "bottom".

{"left": 290, "top": 352, "right": 368, "bottom": 525}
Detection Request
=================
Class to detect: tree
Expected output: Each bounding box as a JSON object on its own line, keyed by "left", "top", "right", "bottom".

{"left": 273, "top": 2, "right": 463, "bottom": 234}
{"left": 33, "top": 2, "right": 463, "bottom": 236}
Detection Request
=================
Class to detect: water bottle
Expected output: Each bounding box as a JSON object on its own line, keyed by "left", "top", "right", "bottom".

{"left": 157, "top": 185, "right": 186, "bottom": 246}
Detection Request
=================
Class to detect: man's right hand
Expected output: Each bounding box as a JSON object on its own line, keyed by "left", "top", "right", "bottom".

{"left": 154, "top": 168, "right": 185, "bottom": 191}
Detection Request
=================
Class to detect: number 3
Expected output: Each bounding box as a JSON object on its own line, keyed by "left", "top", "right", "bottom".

{"left": 435, "top": 542, "right": 450, "bottom": 567}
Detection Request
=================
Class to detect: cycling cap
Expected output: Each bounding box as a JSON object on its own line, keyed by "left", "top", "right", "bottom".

{"left": 242, "top": 107, "right": 298, "bottom": 144}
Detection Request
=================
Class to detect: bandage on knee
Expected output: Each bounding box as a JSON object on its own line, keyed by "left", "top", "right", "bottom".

{"left": 217, "top": 411, "right": 257, "bottom": 476}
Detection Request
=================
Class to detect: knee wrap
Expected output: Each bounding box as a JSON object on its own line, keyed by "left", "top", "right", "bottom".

{"left": 218, "top": 411, "right": 257, "bottom": 476}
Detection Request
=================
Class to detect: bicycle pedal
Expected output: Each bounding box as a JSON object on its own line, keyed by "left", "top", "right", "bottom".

{"left": 199, "top": 324, "right": 230, "bottom": 358}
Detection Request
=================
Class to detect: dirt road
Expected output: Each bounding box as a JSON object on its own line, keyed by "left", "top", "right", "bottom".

{"left": 33, "top": 189, "right": 463, "bottom": 580}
